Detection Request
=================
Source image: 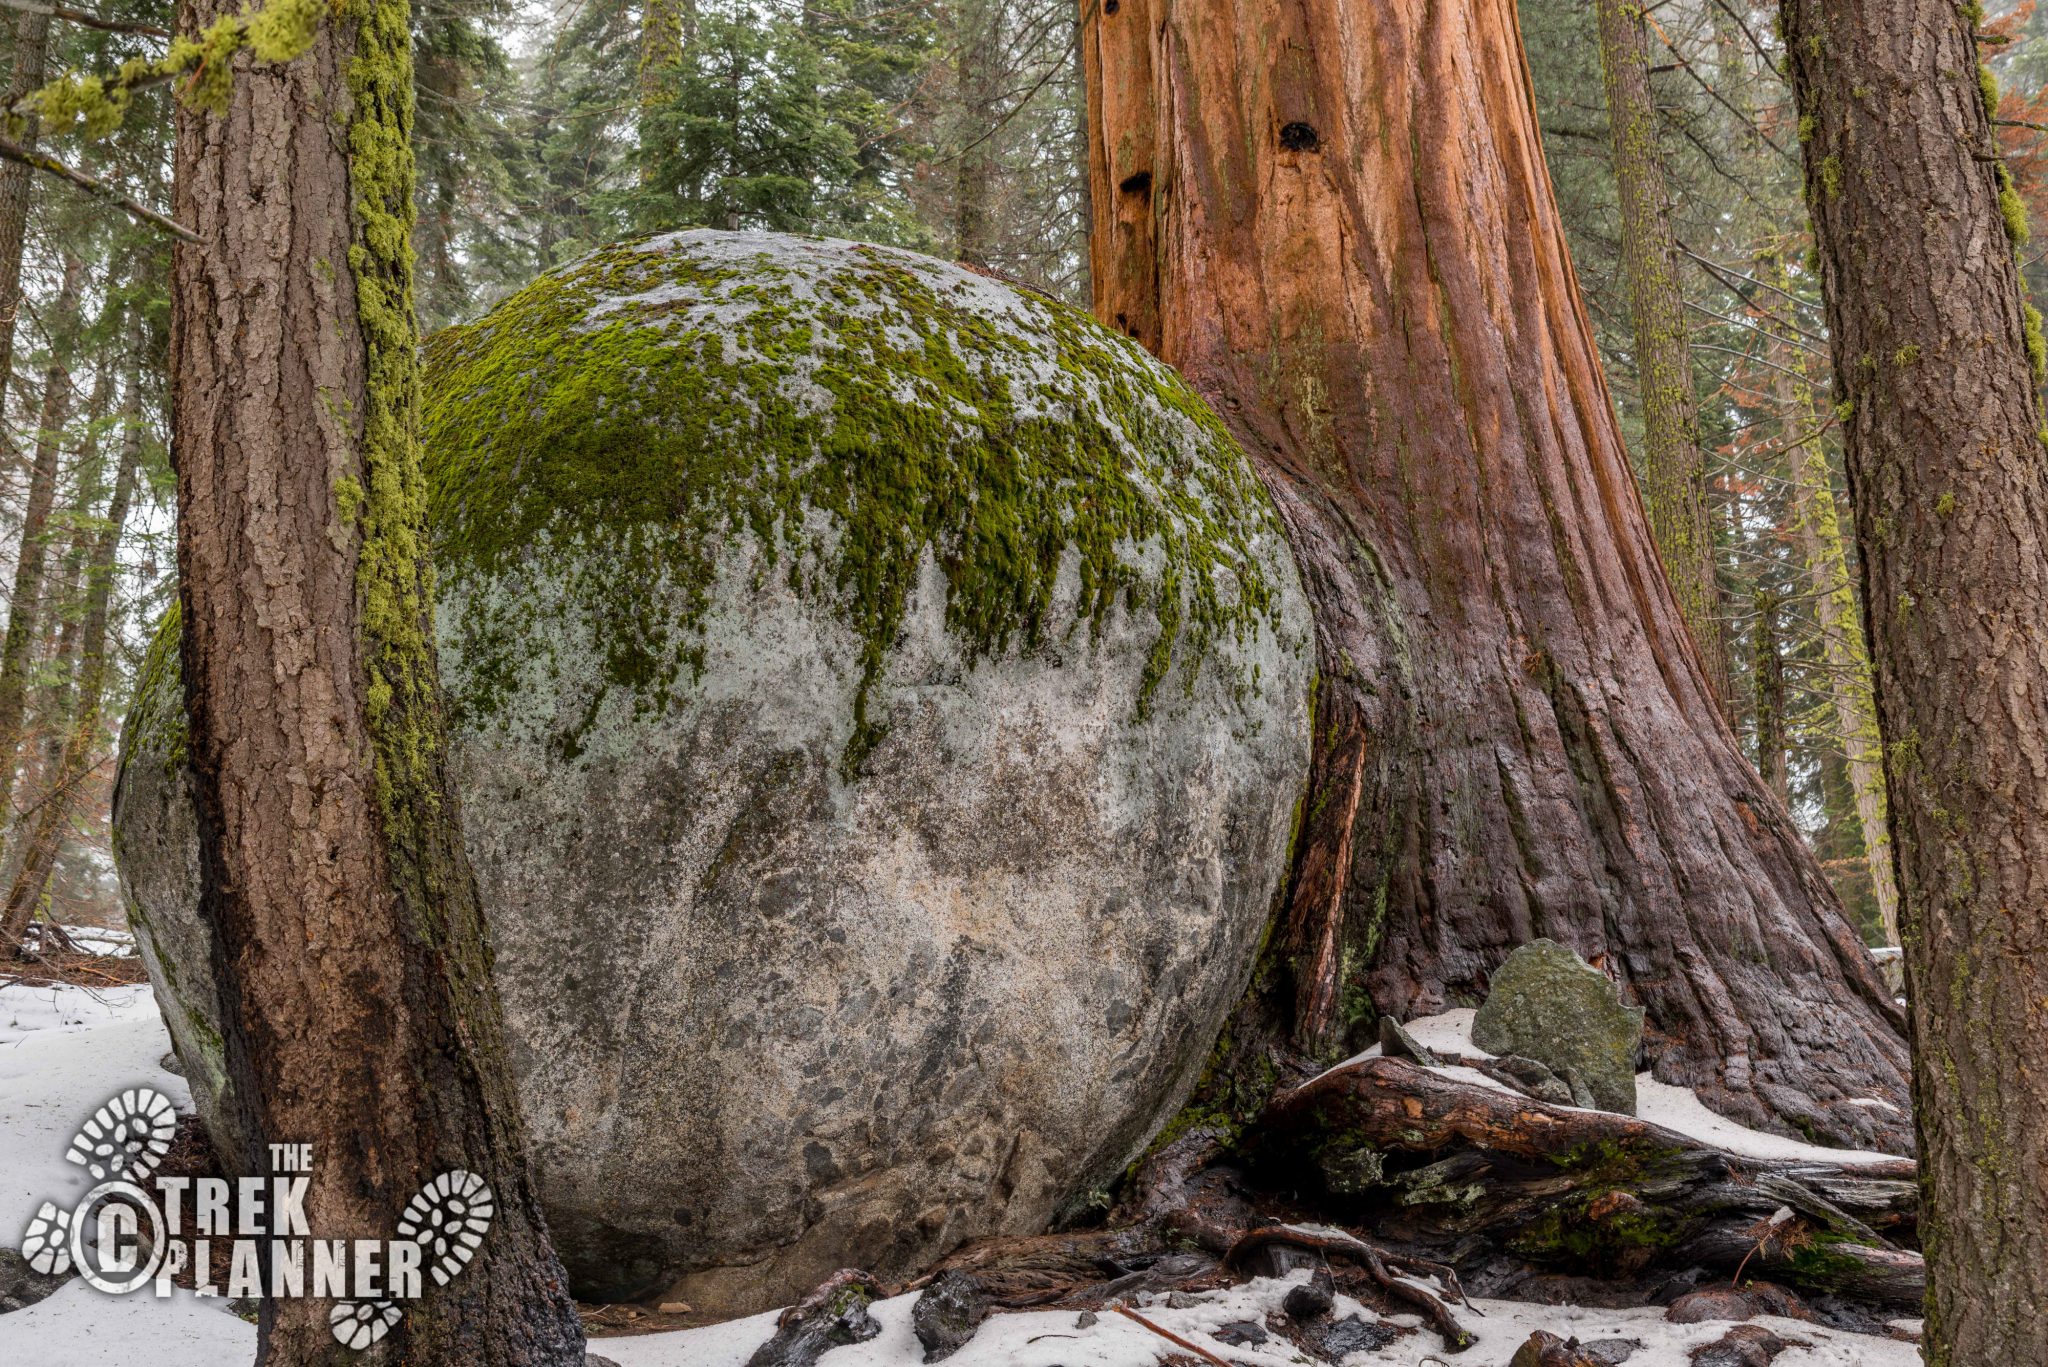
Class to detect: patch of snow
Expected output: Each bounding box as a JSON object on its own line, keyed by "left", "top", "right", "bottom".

{"left": 0, "top": 1279, "right": 252, "bottom": 1366}
{"left": 55, "top": 925, "right": 136, "bottom": 957}
{"left": 1633, "top": 1078, "right": 1898, "bottom": 1167}
{"left": 591, "top": 1272, "right": 1919, "bottom": 1367}
{"left": 0, "top": 983, "right": 191, "bottom": 1248}
{"left": 1312, "top": 1009, "right": 1900, "bottom": 1169}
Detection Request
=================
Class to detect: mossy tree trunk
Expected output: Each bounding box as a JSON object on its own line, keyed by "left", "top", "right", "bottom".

{"left": 638, "top": 0, "right": 688, "bottom": 186}
{"left": 1751, "top": 586, "right": 1788, "bottom": 803}
{"left": 953, "top": 0, "right": 996, "bottom": 267}
{"left": 1768, "top": 297, "right": 1898, "bottom": 945}
{"left": 1596, "top": 0, "right": 1728, "bottom": 709}
{"left": 168, "top": 0, "right": 586, "bottom": 1360}
{"left": 0, "top": 252, "right": 83, "bottom": 833}
{"left": 1780, "top": 0, "right": 2048, "bottom": 1357}
{"left": 1082, "top": 0, "right": 1910, "bottom": 1150}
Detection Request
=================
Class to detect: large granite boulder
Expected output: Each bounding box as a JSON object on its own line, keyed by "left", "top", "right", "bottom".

{"left": 113, "top": 231, "right": 1314, "bottom": 1313}
{"left": 1471, "top": 939, "right": 1644, "bottom": 1114}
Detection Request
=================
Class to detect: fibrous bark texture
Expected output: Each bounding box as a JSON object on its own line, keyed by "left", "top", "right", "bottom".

{"left": 1596, "top": 0, "right": 1727, "bottom": 707}
{"left": 1779, "top": 0, "right": 2048, "bottom": 1358}
{"left": 169, "top": 4, "right": 584, "bottom": 1361}
{"left": 1771, "top": 328, "right": 1897, "bottom": 944}
{"left": 1082, "top": 0, "right": 1910, "bottom": 1150}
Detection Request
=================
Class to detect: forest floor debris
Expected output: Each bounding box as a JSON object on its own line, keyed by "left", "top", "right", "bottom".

{"left": 0, "top": 987, "right": 1925, "bottom": 1366}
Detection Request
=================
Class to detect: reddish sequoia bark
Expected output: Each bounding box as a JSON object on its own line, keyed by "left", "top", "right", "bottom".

{"left": 1082, "top": 0, "right": 1910, "bottom": 1149}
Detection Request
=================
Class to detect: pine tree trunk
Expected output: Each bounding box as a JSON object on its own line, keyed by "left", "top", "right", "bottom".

{"left": 0, "top": 253, "right": 83, "bottom": 823}
{"left": 1083, "top": 0, "right": 1910, "bottom": 1150}
{"left": 1595, "top": 0, "right": 1727, "bottom": 708}
{"left": 0, "top": 311, "right": 142, "bottom": 950}
{"left": 637, "top": 0, "right": 687, "bottom": 186}
{"left": 169, "top": 0, "right": 586, "bottom": 1359}
{"left": 1771, "top": 329, "right": 1898, "bottom": 945}
{"left": 0, "top": 9, "right": 51, "bottom": 426}
{"left": 1751, "top": 587, "right": 1788, "bottom": 803}
{"left": 9, "top": 352, "right": 113, "bottom": 828}
{"left": 953, "top": 0, "right": 995, "bottom": 267}
{"left": 1780, "top": 0, "right": 2048, "bottom": 1356}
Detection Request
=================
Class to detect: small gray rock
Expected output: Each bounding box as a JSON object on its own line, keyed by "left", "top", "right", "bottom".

{"left": 1491, "top": 1055, "right": 1577, "bottom": 1107}
{"left": 1559, "top": 1066, "right": 1599, "bottom": 1110}
{"left": 1213, "top": 1320, "right": 1267, "bottom": 1345}
{"left": 1473, "top": 939, "right": 1644, "bottom": 1114}
{"left": 1583, "top": 1340, "right": 1642, "bottom": 1365}
{"left": 1318, "top": 1315, "right": 1400, "bottom": 1355}
{"left": 1075, "top": 1310, "right": 1098, "bottom": 1328}
{"left": 157, "top": 1049, "right": 184, "bottom": 1077}
{"left": 1282, "top": 1266, "right": 1336, "bottom": 1320}
{"left": 1378, "top": 1015, "right": 1441, "bottom": 1066}
{"left": 586, "top": 1357, "right": 625, "bottom": 1367}
{"left": 911, "top": 1271, "right": 990, "bottom": 1362}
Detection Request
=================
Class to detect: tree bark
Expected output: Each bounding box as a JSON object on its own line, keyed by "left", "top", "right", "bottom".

{"left": 1779, "top": 0, "right": 2048, "bottom": 1358}
{"left": 1770, "top": 315, "right": 1898, "bottom": 946}
{"left": 0, "top": 7, "right": 51, "bottom": 431}
{"left": 169, "top": 2, "right": 586, "bottom": 1360}
{"left": 0, "top": 307, "right": 141, "bottom": 950}
{"left": 637, "top": 0, "right": 687, "bottom": 187}
{"left": 1595, "top": 0, "right": 1727, "bottom": 708}
{"left": 1751, "top": 586, "right": 1787, "bottom": 803}
{"left": 1082, "top": 0, "right": 1910, "bottom": 1150}
{"left": 0, "top": 252, "right": 82, "bottom": 822}
{"left": 953, "top": 0, "right": 996, "bottom": 267}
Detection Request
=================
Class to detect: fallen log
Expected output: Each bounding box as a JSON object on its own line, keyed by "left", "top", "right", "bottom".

{"left": 1251, "top": 1056, "right": 1923, "bottom": 1307}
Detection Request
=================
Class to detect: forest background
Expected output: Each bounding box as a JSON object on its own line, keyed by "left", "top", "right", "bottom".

{"left": 2, "top": 0, "right": 2037, "bottom": 949}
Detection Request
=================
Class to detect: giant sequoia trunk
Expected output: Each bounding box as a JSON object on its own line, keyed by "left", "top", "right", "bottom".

{"left": 170, "top": 1, "right": 585, "bottom": 1361}
{"left": 1082, "top": 0, "right": 1911, "bottom": 1150}
{"left": 1780, "top": 0, "right": 2048, "bottom": 1357}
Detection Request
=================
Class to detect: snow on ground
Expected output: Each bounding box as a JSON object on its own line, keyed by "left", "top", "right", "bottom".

{"left": 1330, "top": 1009, "right": 1902, "bottom": 1168}
{"left": 0, "top": 982, "right": 191, "bottom": 1242}
{"left": 0, "top": 1279, "right": 252, "bottom": 1367}
{"left": 592, "top": 1276, "right": 1921, "bottom": 1367}
{"left": 0, "top": 986, "right": 1918, "bottom": 1366}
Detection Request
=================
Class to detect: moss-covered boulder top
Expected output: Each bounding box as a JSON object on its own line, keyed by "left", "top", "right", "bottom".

{"left": 425, "top": 228, "right": 1289, "bottom": 770}
{"left": 119, "top": 231, "right": 1315, "bottom": 1316}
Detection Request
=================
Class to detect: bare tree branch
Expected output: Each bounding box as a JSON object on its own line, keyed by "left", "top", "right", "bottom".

{"left": 0, "top": 134, "right": 198, "bottom": 243}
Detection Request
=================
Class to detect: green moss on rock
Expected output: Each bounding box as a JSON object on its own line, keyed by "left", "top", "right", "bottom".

{"left": 423, "top": 231, "right": 1283, "bottom": 774}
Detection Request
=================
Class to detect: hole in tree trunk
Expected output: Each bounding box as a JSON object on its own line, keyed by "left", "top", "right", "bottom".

{"left": 1104, "top": 0, "right": 1119, "bottom": 12}
{"left": 1119, "top": 170, "right": 1153, "bottom": 196}
{"left": 1279, "top": 122, "right": 1321, "bottom": 152}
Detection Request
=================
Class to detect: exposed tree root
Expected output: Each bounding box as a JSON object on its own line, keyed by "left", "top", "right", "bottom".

{"left": 1251, "top": 1056, "right": 1923, "bottom": 1308}
{"left": 1227, "top": 1225, "right": 1477, "bottom": 1352}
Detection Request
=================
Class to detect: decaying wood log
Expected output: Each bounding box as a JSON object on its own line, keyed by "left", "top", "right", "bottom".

{"left": 1253, "top": 1057, "right": 1922, "bottom": 1307}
